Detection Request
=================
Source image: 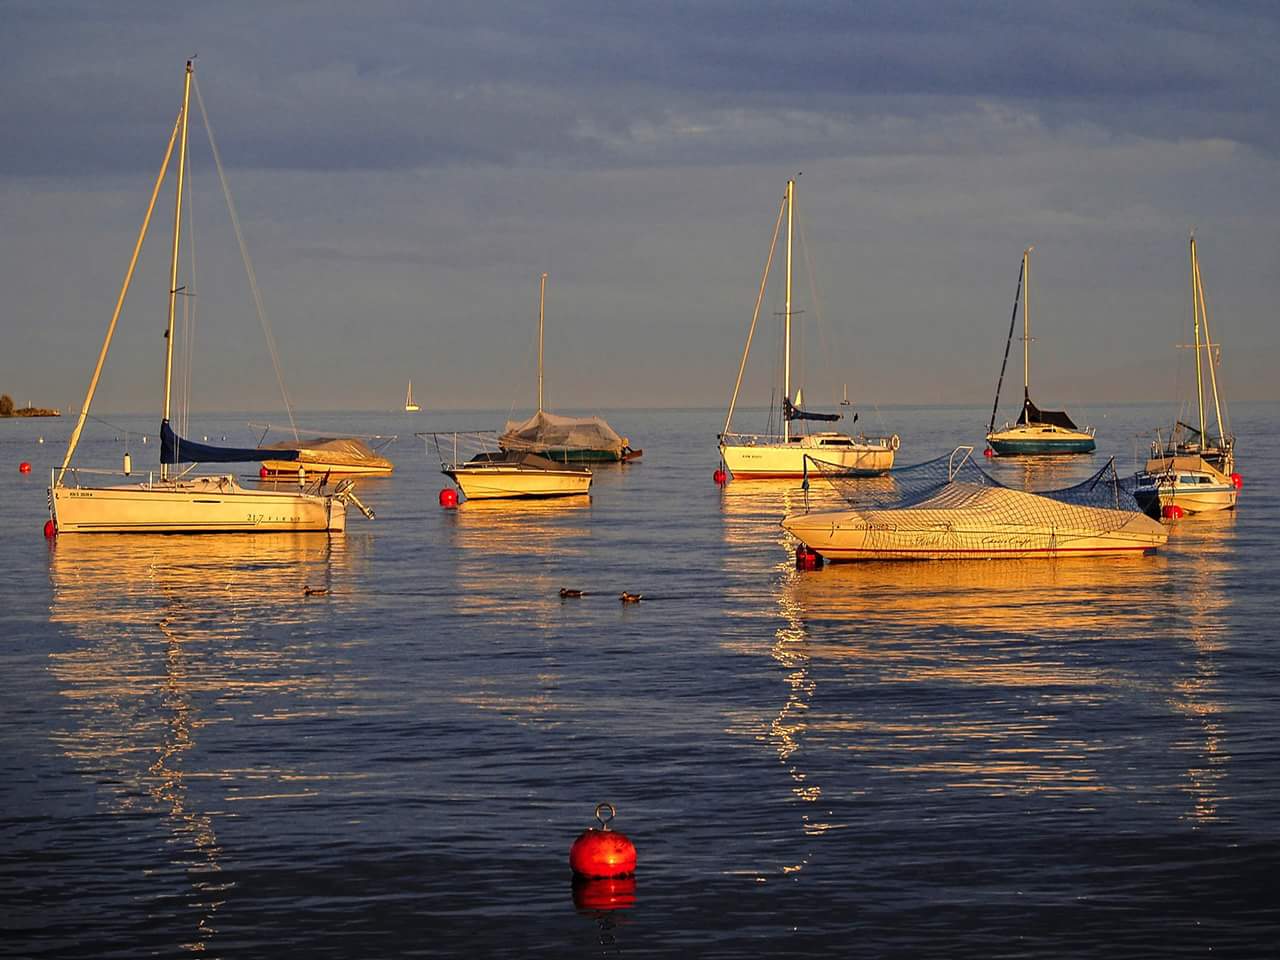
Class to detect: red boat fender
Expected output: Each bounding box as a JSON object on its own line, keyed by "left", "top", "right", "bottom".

{"left": 983, "top": 448, "right": 994, "bottom": 458}
{"left": 795, "top": 545, "right": 823, "bottom": 570}
{"left": 259, "top": 465, "right": 269, "bottom": 479}
{"left": 1231, "top": 473, "right": 1243, "bottom": 490}
{"left": 570, "top": 802, "right": 636, "bottom": 879}
{"left": 43, "top": 519, "right": 57, "bottom": 539}
{"left": 439, "top": 487, "right": 458, "bottom": 508}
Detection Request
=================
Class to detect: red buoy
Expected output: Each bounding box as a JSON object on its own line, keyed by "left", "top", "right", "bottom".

{"left": 570, "top": 803, "right": 636, "bottom": 879}
{"left": 259, "top": 465, "right": 269, "bottom": 479}
{"left": 19, "top": 461, "right": 32, "bottom": 473}
{"left": 1162, "top": 504, "right": 1185, "bottom": 520}
{"left": 795, "top": 544, "right": 823, "bottom": 570}
{"left": 43, "top": 519, "right": 56, "bottom": 539}
{"left": 438, "top": 487, "right": 459, "bottom": 508}
{"left": 713, "top": 468, "right": 727, "bottom": 485}
{"left": 983, "top": 448, "right": 994, "bottom": 458}
{"left": 1231, "top": 473, "right": 1243, "bottom": 490}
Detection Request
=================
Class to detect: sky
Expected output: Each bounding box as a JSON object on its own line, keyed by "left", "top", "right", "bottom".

{"left": 2, "top": 0, "right": 1277, "bottom": 419}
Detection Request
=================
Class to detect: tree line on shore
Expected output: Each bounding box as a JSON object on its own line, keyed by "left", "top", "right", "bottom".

{"left": 0, "top": 394, "right": 61, "bottom": 417}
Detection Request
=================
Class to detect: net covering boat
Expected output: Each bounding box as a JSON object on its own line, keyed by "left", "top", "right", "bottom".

{"left": 786, "top": 450, "right": 1166, "bottom": 560}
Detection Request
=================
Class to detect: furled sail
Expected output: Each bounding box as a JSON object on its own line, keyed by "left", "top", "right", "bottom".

{"left": 161, "top": 420, "right": 298, "bottom": 465}
{"left": 1016, "top": 396, "right": 1079, "bottom": 431}
{"left": 784, "top": 396, "right": 842, "bottom": 423}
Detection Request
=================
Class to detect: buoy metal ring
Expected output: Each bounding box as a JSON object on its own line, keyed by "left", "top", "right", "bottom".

{"left": 594, "top": 801, "right": 616, "bottom": 830}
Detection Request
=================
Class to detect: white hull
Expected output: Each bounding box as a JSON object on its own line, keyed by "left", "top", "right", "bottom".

{"left": 1135, "top": 456, "right": 1238, "bottom": 515}
{"left": 447, "top": 466, "right": 592, "bottom": 500}
{"left": 51, "top": 475, "right": 346, "bottom": 533}
{"left": 782, "top": 484, "right": 1167, "bottom": 561}
{"left": 721, "top": 434, "right": 895, "bottom": 479}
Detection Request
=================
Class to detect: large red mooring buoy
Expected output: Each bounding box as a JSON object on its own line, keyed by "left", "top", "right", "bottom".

{"left": 1161, "top": 504, "right": 1184, "bottom": 520}
{"left": 19, "top": 461, "right": 32, "bottom": 473}
{"left": 438, "top": 487, "right": 458, "bottom": 508}
{"left": 570, "top": 802, "right": 636, "bottom": 879}
{"left": 713, "top": 468, "right": 727, "bottom": 485}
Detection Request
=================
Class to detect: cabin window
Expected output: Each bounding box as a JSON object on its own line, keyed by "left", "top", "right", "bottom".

{"left": 1178, "top": 476, "right": 1196, "bottom": 484}
{"left": 820, "top": 439, "right": 852, "bottom": 446}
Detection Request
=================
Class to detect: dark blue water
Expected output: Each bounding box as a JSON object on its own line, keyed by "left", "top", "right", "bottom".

{"left": 2, "top": 404, "right": 1277, "bottom": 957}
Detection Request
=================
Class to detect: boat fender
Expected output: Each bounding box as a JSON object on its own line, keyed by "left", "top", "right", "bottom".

{"left": 713, "top": 468, "right": 727, "bottom": 485}
{"left": 43, "top": 519, "right": 56, "bottom": 539}
{"left": 795, "top": 545, "right": 823, "bottom": 570}
{"left": 889, "top": 434, "right": 901, "bottom": 452}
{"left": 1231, "top": 473, "right": 1243, "bottom": 490}
{"left": 570, "top": 802, "right": 636, "bottom": 879}
{"left": 260, "top": 465, "right": 269, "bottom": 479}
{"left": 983, "top": 447, "right": 994, "bottom": 458}
{"left": 438, "top": 487, "right": 458, "bottom": 508}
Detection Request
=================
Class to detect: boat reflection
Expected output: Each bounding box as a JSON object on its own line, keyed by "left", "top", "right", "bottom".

{"left": 46, "top": 533, "right": 354, "bottom": 952}
{"left": 1159, "top": 511, "right": 1235, "bottom": 823}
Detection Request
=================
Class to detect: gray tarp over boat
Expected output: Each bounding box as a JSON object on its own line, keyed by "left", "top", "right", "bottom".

{"left": 259, "top": 436, "right": 393, "bottom": 469}
{"left": 499, "top": 411, "right": 625, "bottom": 458}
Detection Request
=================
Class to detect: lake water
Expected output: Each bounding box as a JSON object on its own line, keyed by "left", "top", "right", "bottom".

{"left": 2, "top": 403, "right": 1277, "bottom": 957}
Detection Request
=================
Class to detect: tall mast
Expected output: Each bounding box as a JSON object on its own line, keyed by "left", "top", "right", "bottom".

{"left": 161, "top": 60, "right": 193, "bottom": 479}
{"left": 783, "top": 179, "right": 794, "bottom": 443}
{"left": 1190, "top": 234, "right": 1206, "bottom": 446}
{"left": 1193, "top": 243, "right": 1227, "bottom": 446}
{"left": 1022, "top": 245, "right": 1033, "bottom": 405}
{"left": 537, "top": 272, "right": 547, "bottom": 414}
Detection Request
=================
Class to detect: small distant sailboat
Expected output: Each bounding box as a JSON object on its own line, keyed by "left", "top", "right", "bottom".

{"left": 499, "top": 273, "right": 640, "bottom": 463}
{"left": 48, "top": 61, "right": 370, "bottom": 534}
{"left": 719, "top": 178, "right": 898, "bottom": 479}
{"left": 1134, "top": 233, "right": 1240, "bottom": 516}
{"left": 986, "top": 247, "right": 1096, "bottom": 455}
{"left": 404, "top": 379, "right": 421, "bottom": 412}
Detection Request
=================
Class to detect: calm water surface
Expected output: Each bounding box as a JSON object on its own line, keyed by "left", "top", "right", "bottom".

{"left": 2, "top": 404, "right": 1277, "bottom": 957}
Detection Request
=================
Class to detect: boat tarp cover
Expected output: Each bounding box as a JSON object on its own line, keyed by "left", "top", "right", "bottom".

{"left": 805, "top": 450, "right": 1147, "bottom": 534}
{"left": 784, "top": 396, "right": 842, "bottom": 423}
{"left": 260, "top": 436, "right": 391, "bottom": 467}
{"left": 1017, "top": 397, "right": 1080, "bottom": 430}
{"left": 161, "top": 420, "right": 299, "bottom": 465}
{"left": 499, "top": 410, "right": 625, "bottom": 457}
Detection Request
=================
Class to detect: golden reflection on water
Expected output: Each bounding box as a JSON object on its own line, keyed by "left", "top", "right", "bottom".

{"left": 47, "top": 533, "right": 353, "bottom": 952}
{"left": 1162, "top": 511, "right": 1235, "bottom": 824}
{"left": 719, "top": 473, "right": 1236, "bottom": 847}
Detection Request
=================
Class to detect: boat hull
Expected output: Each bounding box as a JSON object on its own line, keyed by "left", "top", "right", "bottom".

{"left": 782, "top": 509, "right": 1166, "bottom": 561}
{"left": 260, "top": 458, "right": 393, "bottom": 478}
{"left": 721, "top": 435, "right": 895, "bottom": 479}
{"left": 986, "top": 426, "right": 1096, "bottom": 455}
{"left": 50, "top": 475, "right": 346, "bottom": 533}
{"left": 446, "top": 466, "right": 592, "bottom": 500}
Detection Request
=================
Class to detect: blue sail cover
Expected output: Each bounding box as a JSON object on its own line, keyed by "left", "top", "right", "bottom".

{"left": 161, "top": 420, "right": 299, "bottom": 465}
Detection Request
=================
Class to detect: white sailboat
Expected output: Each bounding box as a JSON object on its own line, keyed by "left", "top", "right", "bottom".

{"left": 719, "top": 178, "right": 898, "bottom": 479}
{"left": 985, "top": 247, "right": 1096, "bottom": 455}
{"left": 1134, "top": 233, "right": 1240, "bottom": 517}
{"left": 49, "top": 61, "right": 371, "bottom": 534}
{"left": 404, "top": 379, "right": 421, "bottom": 412}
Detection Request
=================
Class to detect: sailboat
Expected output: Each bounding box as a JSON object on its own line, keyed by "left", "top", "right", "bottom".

{"left": 986, "top": 247, "right": 1096, "bottom": 455}
{"left": 404, "top": 379, "right": 421, "bottom": 412}
{"left": 1134, "top": 233, "right": 1240, "bottom": 516}
{"left": 719, "top": 178, "right": 898, "bottom": 479}
{"left": 498, "top": 273, "right": 641, "bottom": 463}
{"left": 48, "top": 61, "right": 371, "bottom": 534}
